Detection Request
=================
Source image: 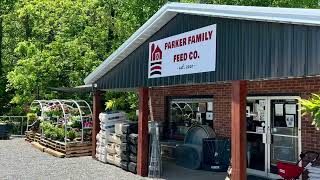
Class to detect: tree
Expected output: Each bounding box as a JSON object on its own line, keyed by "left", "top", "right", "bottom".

{"left": 5, "top": 0, "right": 165, "bottom": 115}
{"left": 0, "top": 0, "right": 17, "bottom": 115}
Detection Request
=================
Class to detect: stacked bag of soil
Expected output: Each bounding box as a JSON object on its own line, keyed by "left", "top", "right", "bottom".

{"left": 96, "top": 130, "right": 108, "bottom": 162}
{"left": 114, "top": 122, "right": 138, "bottom": 174}
{"left": 96, "top": 112, "right": 127, "bottom": 163}
{"left": 95, "top": 111, "right": 139, "bottom": 175}
{"left": 127, "top": 133, "right": 138, "bottom": 174}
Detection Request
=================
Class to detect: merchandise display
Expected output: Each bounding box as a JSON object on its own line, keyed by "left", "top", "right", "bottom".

{"left": 95, "top": 112, "right": 138, "bottom": 174}
{"left": 28, "top": 99, "right": 93, "bottom": 143}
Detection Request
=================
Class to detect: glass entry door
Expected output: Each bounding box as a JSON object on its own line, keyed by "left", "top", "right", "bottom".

{"left": 246, "top": 96, "right": 301, "bottom": 179}
{"left": 247, "top": 97, "right": 268, "bottom": 177}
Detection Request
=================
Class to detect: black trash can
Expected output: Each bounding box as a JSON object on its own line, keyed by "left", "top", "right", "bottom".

{"left": 202, "top": 138, "right": 231, "bottom": 172}
{"left": 0, "top": 123, "right": 11, "bottom": 140}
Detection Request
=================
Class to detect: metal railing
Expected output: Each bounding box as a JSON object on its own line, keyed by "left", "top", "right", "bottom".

{"left": 0, "top": 116, "right": 27, "bottom": 136}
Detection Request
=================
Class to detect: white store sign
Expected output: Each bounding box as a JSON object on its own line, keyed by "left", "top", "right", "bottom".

{"left": 148, "top": 24, "right": 217, "bottom": 79}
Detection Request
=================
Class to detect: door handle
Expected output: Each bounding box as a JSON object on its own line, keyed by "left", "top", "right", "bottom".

{"left": 267, "top": 133, "right": 272, "bottom": 144}
{"left": 262, "top": 133, "right": 267, "bottom": 144}
{"left": 262, "top": 133, "right": 272, "bottom": 144}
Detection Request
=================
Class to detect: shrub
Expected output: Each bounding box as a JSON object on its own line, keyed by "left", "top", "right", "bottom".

{"left": 299, "top": 93, "right": 320, "bottom": 130}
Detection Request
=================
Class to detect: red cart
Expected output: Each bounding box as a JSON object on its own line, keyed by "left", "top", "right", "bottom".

{"left": 277, "top": 151, "right": 319, "bottom": 180}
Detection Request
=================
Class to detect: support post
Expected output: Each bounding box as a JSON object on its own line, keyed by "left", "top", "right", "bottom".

{"left": 231, "top": 80, "right": 247, "bottom": 180}
{"left": 92, "top": 90, "right": 103, "bottom": 158}
{"left": 137, "top": 87, "right": 149, "bottom": 176}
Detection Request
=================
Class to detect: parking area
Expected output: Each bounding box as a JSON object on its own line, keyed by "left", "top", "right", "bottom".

{"left": 0, "top": 138, "right": 149, "bottom": 180}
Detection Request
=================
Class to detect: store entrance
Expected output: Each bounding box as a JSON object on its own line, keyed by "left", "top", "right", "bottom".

{"left": 246, "top": 96, "right": 301, "bottom": 179}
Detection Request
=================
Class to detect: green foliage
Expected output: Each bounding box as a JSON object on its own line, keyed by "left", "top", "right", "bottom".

{"left": 105, "top": 92, "right": 138, "bottom": 120}
{"left": 53, "top": 126, "right": 65, "bottom": 141}
{"left": 40, "top": 121, "right": 54, "bottom": 138}
{"left": 30, "top": 106, "right": 40, "bottom": 114}
{"left": 40, "top": 121, "right": 65, "bottom": 141}
{"left": 68, "top": 116, "right": 82, "bottom": 128}
{"left": 1, "top": 0, "right": 165, "bottom": 115}
{"left": 27, "top": 112, "right": 37, "bottom": 123}
{"left": 299, "top": 94, "right": 320, "bottom": 129}
{"left": 67, "top": 129, "right": 77, "bottom": 140}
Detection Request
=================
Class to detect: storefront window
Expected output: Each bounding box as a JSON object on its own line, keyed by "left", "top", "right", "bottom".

{"left": 166, "top": 98, "right": 213, "bottom": 141}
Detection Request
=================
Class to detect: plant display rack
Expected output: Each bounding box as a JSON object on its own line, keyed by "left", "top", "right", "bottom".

{"left": 25, "top": 131, "right": 92, "bottom": 157}
{"left": 26, "top": 99, "right": 93, "bottom": 158}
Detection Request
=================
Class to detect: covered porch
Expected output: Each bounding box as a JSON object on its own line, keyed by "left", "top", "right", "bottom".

{"left": 91, "top": 81, "right": 249, "bottom": 180}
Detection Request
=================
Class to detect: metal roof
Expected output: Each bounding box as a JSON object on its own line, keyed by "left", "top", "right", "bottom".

{"left": 84, "top": 2, "right": 320, "bottom": 85}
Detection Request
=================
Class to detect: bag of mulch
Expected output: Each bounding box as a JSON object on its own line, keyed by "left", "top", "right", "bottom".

{"left": 129, "top": 144, "right": 137, "bottom": 154}
{"left": 120, "top": 160, "right": 129, "bottom": 171}
{"left": 128, "top": 162, "right": 137, "bottom": 174}
{"left": 129, "top": 134, "right": 138, "bottom": 145}
{"left": 115, "top": 143, "right": 128, "bottom": 154}
{"left": 129, "top": 153, "right": 137, "bottom": 163}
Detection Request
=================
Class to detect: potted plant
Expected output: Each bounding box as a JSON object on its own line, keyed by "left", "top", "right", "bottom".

{"left": 40, "top": 121, "right": 54, "bottom": 138}
{"left": 67, "top": 129, "right": 77, "bottom": 141}
{"left": 55, "top": 127, "right": 65, "bottom": 142}
{"left": 27, "top": 113, "right": 40, "bottom": 132}
{"left": 300, "top": 93, "right": 320, "bottom": 130}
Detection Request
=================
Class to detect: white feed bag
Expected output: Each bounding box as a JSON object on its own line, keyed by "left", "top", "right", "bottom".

{"left": 99, "top": 112, "right": 127, "bottom": 123}
{"left": 106, "top": 143, "right": 116, "bottom": 154}
{"left": 107, "top": 153, "right": 115, "bottom": 164}
{"left": 114, "top": 154, "right": 121, "bottom": 167}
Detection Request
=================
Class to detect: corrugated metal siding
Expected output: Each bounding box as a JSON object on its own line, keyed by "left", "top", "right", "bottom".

{"left": 96, "top": 14, "right": 320, "bottom": 90}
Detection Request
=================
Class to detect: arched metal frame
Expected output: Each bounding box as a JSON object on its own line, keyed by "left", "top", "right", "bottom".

{"left": 28, "top": 99, "right": 93, "bottom": 143}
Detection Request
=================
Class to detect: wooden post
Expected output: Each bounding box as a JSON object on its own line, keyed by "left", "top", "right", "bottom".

{"left": 137, "top": 87, "right": 149, "bottom": 176}
{"left": 231, "top": 80, "right": 247, "bottom": 180}
{"left": 92, "top": 90, "right": 103, "bottom": 158}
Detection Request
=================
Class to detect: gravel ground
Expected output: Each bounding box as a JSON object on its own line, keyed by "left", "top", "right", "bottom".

{"left": 0, "top": 138, "right": 263, "bottom": 180}
{"left": 0, "top": 138, "right": 152, "bottom": 180}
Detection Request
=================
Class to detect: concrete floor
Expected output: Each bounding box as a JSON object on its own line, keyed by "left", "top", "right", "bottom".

{"left": 161, "top": 161, "right": 270, "bottom": 180}
{"left": 162, "top": 160, "right": 227, "bottom": 180}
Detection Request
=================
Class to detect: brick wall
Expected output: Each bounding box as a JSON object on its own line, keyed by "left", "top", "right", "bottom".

{"left": 150, "top": 82, "right": 232, "bottom": 137}
{"left": 149, "top": 76, "right": 320, "bottom": 153}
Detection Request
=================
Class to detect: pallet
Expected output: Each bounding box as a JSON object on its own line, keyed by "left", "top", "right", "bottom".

{"left": 29, "top": 133, "right": 92, "bottom": 158}
{"left": 25, "top": 131, "right": 35, "bottom": 142}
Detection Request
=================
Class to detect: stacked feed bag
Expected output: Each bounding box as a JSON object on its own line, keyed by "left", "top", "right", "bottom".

{"left": 128, "top": 133, "right": 138, "bottom": 174}
{"left": 115, "top": 122, "right": 138, "bottom": 173}
{"left": 307, "top": 166, "right": 320, "bottom": 180}
{"left": 99, "top": 112, "right": 128, "bottom": 133}
{"left": 95, "top": 132, "right": 108, "bottom": 163}
{"left": 96, "top": 112, "right": 128, "bottom": 163}
{"left": 105, "top": 133, "right": 127, "bottom": 167}
{"left": 106, "top": 121, "right": 138, "bottom": 170}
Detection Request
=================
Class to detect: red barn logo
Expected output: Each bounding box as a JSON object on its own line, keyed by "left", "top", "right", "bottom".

{"left": 149, "top": 43, "right": 162, "bottom": 76}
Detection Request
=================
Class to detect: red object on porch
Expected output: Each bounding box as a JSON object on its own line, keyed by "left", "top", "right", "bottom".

{"left": 92, "top": 90, "right": 103, "bottom": 158}
{"left": 137, "top": 87, "right": 149, "bottom": 176}
{"left": 231, "top": 80, "right": 247, "bottom": 180}
{"left": 277, "top": 162, "right": 304, "bottom": 179}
